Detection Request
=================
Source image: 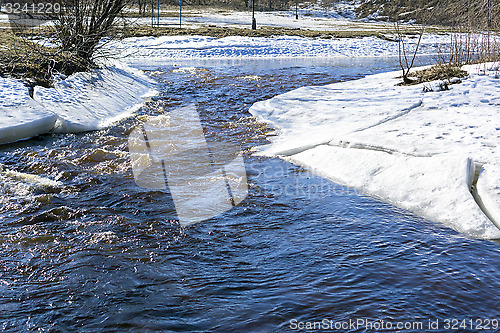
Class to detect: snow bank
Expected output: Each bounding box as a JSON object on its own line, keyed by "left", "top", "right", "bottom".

{"left": 0, "top": 78, "right": 58, "bottom": 145}
{"left": 250, "top": 63, "right": 500, "bottom": 239}
{"left": 0, "top": 63, "right": 155, "bottom": 144}
{"left": 477, "top": 165, "right": 500, "bottom": 228}
{"left": 298, "top": 0, "right": 360, "bottom": 20}
{"left": 35, "top": 65, "right": 155, "bottom": 132}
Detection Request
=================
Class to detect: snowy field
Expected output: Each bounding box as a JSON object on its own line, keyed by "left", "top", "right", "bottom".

{"left": 114, "top": 0, "right": 388, "bottom": 31}
{"left": 250, "top": 63, "right": 500, "bottom": 239}
{"left": 0, "top": 3, "right": 383, "bottom": 31}
{"left": 114, "top": 34, "right": 446, "bottom": 64}
{"left": 126, "top": 8, "right": 388, "bottom": 32}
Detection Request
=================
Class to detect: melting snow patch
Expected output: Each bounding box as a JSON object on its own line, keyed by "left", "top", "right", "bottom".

{"left": 112, "top": 34, "right": 448, "bottom": 61}
{"left": 476, "top": 164, "right": 500, "bottom": 231}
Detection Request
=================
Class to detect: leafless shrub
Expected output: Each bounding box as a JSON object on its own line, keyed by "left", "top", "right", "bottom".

{"left": 54, "top": 0, "right": 130, "bottom": 66}
{"left": 0, "top": 31, "right": 88, "bottom": 87}
{"left": 436, "top": 0, "right": 500, "bottom": 66}
{"left": 395, "top": 22, "right": 425, "bottom": 85}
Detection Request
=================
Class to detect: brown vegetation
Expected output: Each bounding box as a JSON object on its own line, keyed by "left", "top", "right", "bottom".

{"left": 0, "top": 32, "right": 87, "bottom": 87}
{"left": 121, "top": 25, "right": 391, "bottom": 38}
{"left": 356, "top": 0, "right": 500, "bottom": 29}
{"left": 406, "top": 64, "right": 469, "bottom": 85}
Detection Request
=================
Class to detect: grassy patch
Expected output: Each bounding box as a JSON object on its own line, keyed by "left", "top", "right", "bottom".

{"left": 0, "top": 31, "right": 88, "bottom": 87}
{"left": 120, "top": 12, "right": 197, "bottom": 18}
{"left": 405, "top": 64, "right": 468, "bottom": 84}
{"left": 121, "top": 25, "right": 399, "bottom": 39}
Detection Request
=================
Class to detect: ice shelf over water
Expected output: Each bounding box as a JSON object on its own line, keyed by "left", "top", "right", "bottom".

{"left": 0, "top": 63, "right": 155, "bottom": 144}
{"left": 250, "top": 63, "right": 500, "bottom": 239}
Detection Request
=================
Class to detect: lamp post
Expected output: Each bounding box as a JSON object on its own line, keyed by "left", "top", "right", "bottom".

{"left": 252, "top": 0, "right": 256, "bottom": 30}
{"left": 180, "top": 0, "right": 182, "bottom": 28}
{"left": 151, "top": 0, "right": 154, "bottom": 27}
{"left": 295, "top": 0, "right": 298, "bottom": 20}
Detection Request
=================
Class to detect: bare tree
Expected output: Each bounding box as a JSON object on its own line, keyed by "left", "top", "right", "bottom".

{"left": 395, "top": 22, "right": 425, "bottom": 84}
{"left": 55, "top": 0, "right": 129, "bottom": 65}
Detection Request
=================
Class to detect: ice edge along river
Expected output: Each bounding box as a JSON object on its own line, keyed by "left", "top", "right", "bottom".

{"left": 0, "top": 62, "right": 157, "bottom": 145}
{"left": 250, "top": 63, "right": 500, "bottom": 239}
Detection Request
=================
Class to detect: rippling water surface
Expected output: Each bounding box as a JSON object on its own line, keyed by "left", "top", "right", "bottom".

{"left": 1, "top": 57, "right": 499, "bottom": 332}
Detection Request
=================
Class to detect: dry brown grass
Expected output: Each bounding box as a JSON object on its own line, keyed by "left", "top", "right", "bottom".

{"left": 402, "top": 64, "right": 468, "bottom": 85}
{"left": 0, "top": 31, "right": 88, "bottom": 87}
{"left": 120, "top": 25, "right": 383, "bottom": 39}
{"left": 118, "top": 24, "right": 438, "bottom": 39}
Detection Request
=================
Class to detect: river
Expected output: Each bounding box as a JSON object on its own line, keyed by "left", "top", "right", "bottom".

{"left": 1, "top": 57, "right": 499, "bottom": 332}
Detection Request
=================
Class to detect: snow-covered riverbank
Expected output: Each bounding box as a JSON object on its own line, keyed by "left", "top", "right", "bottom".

{"left": 1, "top": 32, "right": 499, "bottom": 239}
{"left": 250, "top": 63, "right": 500, "bottom": 239}
{"left": 0, "top": 64, "right": 155, "bottom": 144}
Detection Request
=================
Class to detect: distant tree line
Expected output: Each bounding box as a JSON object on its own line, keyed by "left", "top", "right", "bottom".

{"left": 356, "top": 0, "right": 500, "bottom": 29}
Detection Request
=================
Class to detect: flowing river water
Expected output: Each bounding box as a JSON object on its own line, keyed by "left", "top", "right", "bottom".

{"left": 1, "top": 57, "right": 499, "bottom": 332}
